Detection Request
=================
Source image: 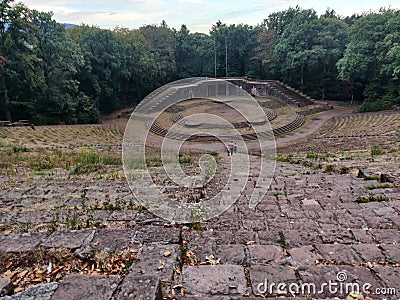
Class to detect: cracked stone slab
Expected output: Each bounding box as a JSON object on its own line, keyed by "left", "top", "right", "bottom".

{"left": 319, "top": 225, "right": 355, "bottom": 244}
{"left": 373, "top": 266, "right": 400, "bottom": 294}
{"left": 215, "top": 245, "right": 246, "bottom": 265}
{"left": 51, "top": 275, "right": 121, "bottom": 300}
{"left": 265, "top": 220, "right": 291, "bottom": 232}
{"left": 41, "top": 230, "right": 95, "bottom": 249}
{"left": 0, "top": 233, "right": 49, "bottom": 252}
{"left": 133, "top": 227, "right": 181, "bottom": 244}
{"left": 257, "top": 231, "right": 281, "bottom": 246}
{"left": 337, "top": 215, "right": 368, "bottom": 229}
{"left": 249, "top": 265, "right": 297, "bottom": 297}
{"left": 351, "top": 229, "right": 375, "bottom": 243}
{"left": 282, "top": 229, "right": 322, "bottom": 248}
{"left": 183, "top": 230, "right": 233, "bottom": 246}
{"left": 242, "top": 219, "right": 267, "bottom": 231}
{"left": 90, "top": 229, "right": 139, "bottom": 251}
{"left": 248, "top": 245, "right": 282, "bottom": 265}
{"left": 381, "top": 244, "right": 400, "bottom": 262}
{"left": 289, "top": 219, "right": 319, "bottom": 231}
{"left": 233, "top": 230, "right": 258, "bottom": 244}
{"left": 369, "top": 229, "right": 400, "bottom": 244}
{"left": 129, "top": 243, "right": 179, "bottom": 283}
{"left": 315, "top": 244, "right": 363, "bottom": 264}
{"left": 299, "top": 265, "right": 382, "bottom": 298}
{"left": 0, "top": 283, "right": 58, "bottom": 300}
{"left": 107, "top": 210, "right": 138, "bottom": 221}
{"left": 290, "top": 245, "right": 319, "bottom": 267}
{"left": 178, "top": 265, "right": 246, "bottom": 296}
{"left": 302, "top": 198, "right": 321, "bottom": 207}
{"left": 352, "top": 244, "right": 385, "bottom": 262}
{"left": 114, "top": 275, "right": 162, "bottom": 300}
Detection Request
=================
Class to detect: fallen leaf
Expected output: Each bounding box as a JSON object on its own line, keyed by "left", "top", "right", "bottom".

{"left": 163, "top": 251, "right": 171, "bottom": 257}
{"left": 81, "top": 262, "right": 88, "bottom": 270}
{"left": 93, "top": 241, "right": 100, "bottom": 247}
{"left": 243, "top": 291, "right": 250, "bottom": 297}
{"left": 5, "top": 261, "right": 13, "bottom": 269}
{"left": 172, "top": 284, "right": 183, "bottom": 289}
{"left": 365, "top": 262, "right": 374, "bottom": 268}
{"left": 18, "top": 270, "right": 29, "bottom": 278}
{"left": 157, "top": 261, "right": 166, "bottom": 270}
{"left": 205, "top": 255, "right": 221, "bottom": 265}
{"left": 14, "top": 287, "right": 24, "bottom": 293}
{"left": 51, "top": 267, "right": 63, "bottom": 276}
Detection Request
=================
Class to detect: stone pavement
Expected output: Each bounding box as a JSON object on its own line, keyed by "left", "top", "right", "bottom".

{"left": 1, "top": 161, "right": 399, "bottom": 299}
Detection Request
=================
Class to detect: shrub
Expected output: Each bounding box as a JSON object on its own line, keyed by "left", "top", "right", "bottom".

{"left": 306, "top": 152, "right": 318, "bottom": 159}
{"left": 371, "top": 145, "right": 383, "bottom": 157}
{"left": 323, "top": 164, "right": 336, "bottom": 173}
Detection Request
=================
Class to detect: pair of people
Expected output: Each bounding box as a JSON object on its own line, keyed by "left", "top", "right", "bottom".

{"left": 227, "top": 142, "right": 237, "bottom": 156}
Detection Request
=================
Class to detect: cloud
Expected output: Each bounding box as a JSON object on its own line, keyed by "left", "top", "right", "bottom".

{"left": 188, "top": 23, "right": 212, "bottom": 33}
{"left": 179, "top": 0, "right": 203, "bottom": 3}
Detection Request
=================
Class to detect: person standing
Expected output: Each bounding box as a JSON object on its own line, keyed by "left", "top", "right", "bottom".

{"left": 227, "top": 141, "right": 234, "bottom": 156}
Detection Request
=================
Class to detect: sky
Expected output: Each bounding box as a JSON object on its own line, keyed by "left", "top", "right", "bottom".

{"left": 21, "top": 0, "right": 400, "bottom": 34}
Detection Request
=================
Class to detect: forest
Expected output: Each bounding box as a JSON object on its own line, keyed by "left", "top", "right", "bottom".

{"left": 0, "top": 0, "right": 399, "bottom": 124}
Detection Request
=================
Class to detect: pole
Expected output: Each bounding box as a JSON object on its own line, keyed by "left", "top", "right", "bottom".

{"left": 214, "top": 38, "right": 217, "bottom": 78}
{"left": 225, "top": 36, "right": 228, "bottom": 77}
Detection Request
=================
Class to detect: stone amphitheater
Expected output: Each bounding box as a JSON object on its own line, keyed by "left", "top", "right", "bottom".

{"left": 0, "top": 78, "right": 399, "bottom": 299}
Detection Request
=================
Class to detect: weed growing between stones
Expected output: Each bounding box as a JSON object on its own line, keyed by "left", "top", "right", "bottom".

{"left": 277, "top": 233, "right": 287, "bottom": 249}
{"left": 306, "top": 151, "right": 318, "bottom": 159}
{"left": 356, "top": 195, "right": 392, "bottom": 203}
{"left": 365, "top": 183, "right": 392, "bottom": 190}
{"left": 371, "top": 144, "right": 383, "bottom": 157}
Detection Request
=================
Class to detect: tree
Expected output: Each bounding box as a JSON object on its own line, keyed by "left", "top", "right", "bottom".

{"left": 0, "top": 2, "right": 38, "bottom": 122}
{"left": 31, "top": 10, "right": 86, "bottom": 124}
{"left": 175, "top": 25, "right": 213, "bottom": 78}
{"left": 337, "top": 8, "right": 400, "bottom": 110}
{"left": 140, "top": 22, "right": 177, "bottom": 86}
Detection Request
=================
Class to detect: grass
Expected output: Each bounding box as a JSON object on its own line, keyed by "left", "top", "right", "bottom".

{"left": 323, "top": 164, "right": 336, "bottom": 173}
{"left": 371, "top": 145, "right": 383, "bottom": 157}
{"left": 146, "top": 157, "right": 162, "bottom": 167}
{"left": 356, "top": 195, "right": 391, "bottom": 203}
{"left": 70, "top": 164, "right": 101, "bottom": 175}
{"left": 209, "top": 151, "right": 219, "bottom": 157}
{"left": 11, "top": 145, "right": 29, "bottom": 153}
{"left": 179, "top": 156, "right": 193, "bottom": 164}
{"left": 0, "top": 145, "right": 122, "bottom": 175}
{"left": 365, "top": 183, "right": 392, "bottom": 190}
{"left": 364, "top": 175, "right": 379, "bottom": 181}
{"left": 188, "top": 221, "right": 206, "bottom": 231}
{"left": 276, "top": 154, "right": 295, "bottom": 163}
{"left": 306, "top": 151, "right": 318, "bottom": 159}
{"left": 277, "top": 233, "right": 287, "bottom": 249}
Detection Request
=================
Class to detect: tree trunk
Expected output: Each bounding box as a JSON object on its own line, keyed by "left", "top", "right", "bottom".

{"left": 1, "top": 73, "right": 12, "bottom": 121}
{"left": 300, "top": 64, "right": 304, "bottom": 92}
